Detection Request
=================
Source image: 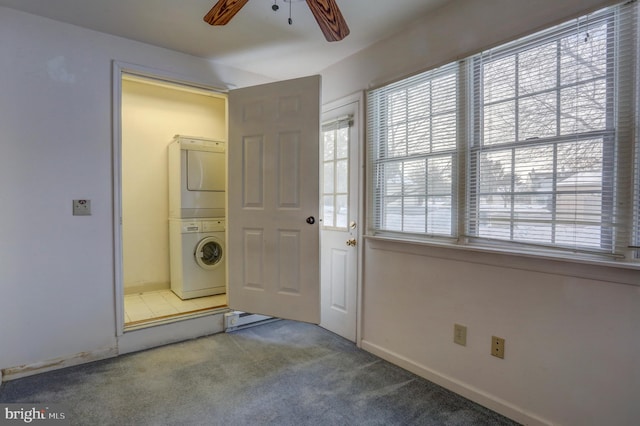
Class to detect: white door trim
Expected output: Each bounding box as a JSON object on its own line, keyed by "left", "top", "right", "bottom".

{"left": 322, "top": 91, "right": 365, "bottom": 347}
{"left": 111, "top": 61, "right": 227, "bottom": 337}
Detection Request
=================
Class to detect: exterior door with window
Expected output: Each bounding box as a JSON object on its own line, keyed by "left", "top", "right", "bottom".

{"left": 227, "top": 75, "right": 320, "bottom": 323}
{"left": 320, "top": 98, "right": 360, "bottom": 341}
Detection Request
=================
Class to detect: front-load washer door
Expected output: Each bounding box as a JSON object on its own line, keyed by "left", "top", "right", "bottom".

{"left": 194, "top": 236, "right": 224, "bottom": 270}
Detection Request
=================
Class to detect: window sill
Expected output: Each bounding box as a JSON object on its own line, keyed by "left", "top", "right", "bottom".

{"left": 365, "top": 235, "right": 640, "bottom": 287}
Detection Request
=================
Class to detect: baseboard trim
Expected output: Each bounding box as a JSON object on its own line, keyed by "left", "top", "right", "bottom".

{"left": 360, "top": 339, "right": 552, "bottom": 426}
{"left": 117, "top": 312, "right": 225, "bottom": 355}
{"left": 123, "top": 283, "right": 170, "bottom": 295}
{"left": 1, "top": 346, "right": 118, "bottom": 382}
{"left": 2, "top": 314, "right": 227, "bottom": 383}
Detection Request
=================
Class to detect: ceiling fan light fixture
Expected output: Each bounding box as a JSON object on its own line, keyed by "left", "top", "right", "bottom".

{"left": 204, "top": 0, "right": 350, "bottom": 42}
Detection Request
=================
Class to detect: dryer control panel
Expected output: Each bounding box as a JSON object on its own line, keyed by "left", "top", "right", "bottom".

{"left": 176, "top": 219, "right": 225, "bottom": 233}
{"left": 180, "top": 221, "right": 201, "bottom": 233}
{"left": 202, "top": 219, "right": 225, "bottom": 232}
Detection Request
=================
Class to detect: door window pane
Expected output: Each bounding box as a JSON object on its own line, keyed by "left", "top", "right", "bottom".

{"left": 322, "top": 120, "right": 351, "bottom": 230}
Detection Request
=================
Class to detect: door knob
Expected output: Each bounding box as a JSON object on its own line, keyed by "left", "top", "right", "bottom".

{"left": 346, "top": 238, "right": 357, "bottom": 247}
{"left": 306, "top": 216, "right": 315, "bottom": 225}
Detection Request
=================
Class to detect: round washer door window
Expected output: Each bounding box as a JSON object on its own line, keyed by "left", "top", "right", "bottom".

{"left": 194, "top": 237, "right": 223, "bottom": 270}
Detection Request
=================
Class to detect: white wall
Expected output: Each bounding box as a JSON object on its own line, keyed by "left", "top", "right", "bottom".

{"left": 121, "top": 79, "right": 226, "bottom": 294}
{"left": 361, "top": 242, "right": 640, "bottom": 425}
{"left": 321, "top": 0, "right": 620, "bottom": 103}
{"left": 0, "top": 8, "right": 269, "bottom": 371}
{"left": 321, "top": 0, "right": 640, "bottom": 424}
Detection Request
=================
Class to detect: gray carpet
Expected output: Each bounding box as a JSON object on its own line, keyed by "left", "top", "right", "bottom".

{"left": 0, "top": 320, "right": 520, "bottom": 426}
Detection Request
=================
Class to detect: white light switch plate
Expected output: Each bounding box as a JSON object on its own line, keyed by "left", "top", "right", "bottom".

{"left": 73, "top": 199, "right": 91, "bottom": 216}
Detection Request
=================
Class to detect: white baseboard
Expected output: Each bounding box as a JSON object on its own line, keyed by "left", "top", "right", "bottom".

{"left": 1, "top": 346, "right": 118, "bottom": 382}
{"left": 117, "top": 312, "right": 225, "bottom": 355}
{"left": 123, "top": 282, "right": 170, "bottom": 295}
{"left": 360, "top": 339, "right": 552, "bottom": 426}
{"left": 2, "top": 314, "right": 226, "bottom": 383}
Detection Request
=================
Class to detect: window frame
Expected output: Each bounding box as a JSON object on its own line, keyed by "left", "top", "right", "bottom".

{"left": 467, "top": 10, "right": 617, "bottom": 254}
{"left": 368, "top": 63, "right": 460, "bottom": 238}
{"left": 366, "top": 1, "right": 639, "bottom": 264}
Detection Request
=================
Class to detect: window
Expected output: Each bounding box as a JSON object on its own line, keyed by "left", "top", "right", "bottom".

{"left": 469, "top": 8, "right": 619, "bottom": 252}
{"left": 322, "top": 117, "right": 352, "bottom": 229}
{"left": 367, "top": 2, "right": 639, "bottom": 261}
{"left": 367, "top": 64, "right": 459, "bottom": 237}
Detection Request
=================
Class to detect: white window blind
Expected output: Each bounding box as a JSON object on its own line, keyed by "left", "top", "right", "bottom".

{"left": 634, "top": 29, "right": 640, "bottom": 258}
{"left": 367, "top": 1, "right": 639, "bottom": 262}
{"left": 635, "top": 131, "right": 640, "bottom": 257}
{"left": 467, "top": 3, "right": 638, "bottom": 257}
{"left": 367, "top": 63, "right": 459, "bottom": 237}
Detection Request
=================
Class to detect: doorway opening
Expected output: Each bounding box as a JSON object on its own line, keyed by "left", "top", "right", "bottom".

{"left": 113, "top": 65, "right": 359, "bottom": 341}
{"left": 114, "top": 67, "right": 230, "bottom": 332}
{"left": 319, "top": 94, "right": 362, "bottom": 343}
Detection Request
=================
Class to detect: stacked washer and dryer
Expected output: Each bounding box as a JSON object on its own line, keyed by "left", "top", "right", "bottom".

{"left": 168, "top": 135, "right": 227, "bottom": 300}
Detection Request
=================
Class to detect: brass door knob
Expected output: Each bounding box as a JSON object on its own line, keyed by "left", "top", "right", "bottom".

{"left": 346, "top": 238, "right": 357, "bottom": 247}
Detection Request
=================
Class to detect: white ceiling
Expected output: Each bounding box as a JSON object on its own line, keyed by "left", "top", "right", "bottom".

{"left": 0, "top": 0, "right": 450, "bottom": 80}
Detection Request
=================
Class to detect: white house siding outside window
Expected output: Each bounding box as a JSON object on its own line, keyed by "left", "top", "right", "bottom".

{"left": 367, "top": 1, "right": 640, "bottom": 262}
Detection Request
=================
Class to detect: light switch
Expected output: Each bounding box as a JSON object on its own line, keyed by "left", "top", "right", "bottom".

{"left": 73, "top": 199, "right": 91, "bottom": 216}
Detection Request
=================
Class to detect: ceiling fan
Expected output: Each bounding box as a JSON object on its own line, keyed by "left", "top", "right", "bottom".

{"left": 204, "top": 0, "right": 350, "bottom": 42}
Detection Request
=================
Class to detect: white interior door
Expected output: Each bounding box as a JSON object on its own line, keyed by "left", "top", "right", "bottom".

{"left": 320, "top": 97, "right": 360, "bottom": 342}
{"left": 227, "top": 75, "right": 320, "bottom": 323}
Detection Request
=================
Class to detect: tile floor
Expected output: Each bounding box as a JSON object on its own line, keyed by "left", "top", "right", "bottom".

{"left": 124, "top": 289, "right": 227, "bottom": 325}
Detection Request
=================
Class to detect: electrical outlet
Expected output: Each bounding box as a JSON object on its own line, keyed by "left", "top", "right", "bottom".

{"left": 454, "top": 324, "right": 467, "bottom": 346}
{"left": 73, "top": 199, "right": 91, "bottom": 216}
{"left": 491, "top": 336, "right": 505, "bottom": 359}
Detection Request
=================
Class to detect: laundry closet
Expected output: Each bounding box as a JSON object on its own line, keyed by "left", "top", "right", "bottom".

{"left": 117, "top": 72, "right": 329, "bottom": 339}
{"left": 121, "top": 75, "right": 228, "bottom": 327}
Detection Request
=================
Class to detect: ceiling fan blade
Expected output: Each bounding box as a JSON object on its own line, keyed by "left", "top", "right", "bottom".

{"left": 204, "top": 0, "right": 249, "bottom": 26}
{"left": 305, "top": 0, "right": 350, "bottom": 42}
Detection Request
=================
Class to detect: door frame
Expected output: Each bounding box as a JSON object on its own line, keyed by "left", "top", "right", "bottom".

{"left": 321, "top": 91, "right": 365, "bottom": 347}
{"left": 111, "top": 60, "right": 228, "bottom": 336}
